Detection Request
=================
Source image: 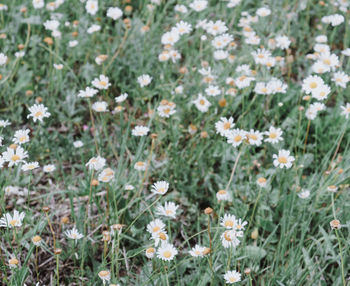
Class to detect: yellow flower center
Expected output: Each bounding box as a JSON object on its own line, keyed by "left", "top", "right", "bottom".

{"left": 224, "top": 231, "right": 232, "bottom": 241}
{"left": 35, "top": 111, "right": 43, "bottom": 117}
{"left": 224, "top": 220, "right": 234, "bottom": 228}
{"left": 249, "top": 134, "right": 258, "bottom": 140}
{"left": 234, "top": 135, "right": 242, "bottom": 142}
{"left": 223, "top": 122, "right": 231, "bottom": 130}
{"left": 199, "top": 99, "right": 205, "bottom": 105}
{"left": 239, "top": 75, "right": 247, "bottom": 81}
{"left": 229, "top": 277, "right": 237, "bottom": 282}
{"left": 165, "top": 210, "right": 173, "bottom": 215}
{"left": 99, "top": 270, "right": 109, "bottom": 277}
{"left": 163, "top": 250, "right": 172, "bottom": 258}
{"left": 278, "top": 156, "right": 287, "bottom": 164}
{"left": 153, "top": 226, "right": 160, "bottom": 232}
{"left": 136, "top": 162, "right": 144, "bottom": 167}
{"left": 99, "top": 81, "right": 107, "bottom": 86}
{"left": 218, "top": 190, "right": 226, "bottom": 195}
{"left": 9, "top": 258, "right": 19, "bottom": 265}
{"left": 9, "top": 219, "right": 17, "bottom": 226}
{"left": 32, "top": 236, "right": 41, "bottom": 243}
{"left": 257, "top": 178, "right": 266, "bottom": 184}
{"left": 323, "top": 59, "right": 331, "bottom": 65}
{"left": 159, "top": 232, "right": 167, "bottom": 240}
{"left": 269, "top": 132, "right": 277, "bottom": 139}
{"left": 19, "top": 136, "right": 26, "bottom": 142}
{"left": 261, "top": 88, "right": 268, "bottom": 93}
{"left": 309, "top": 82, "right": 317, "bottom": 89}
{"left": 11, "top": 155, "right": 20, "bottom": 162}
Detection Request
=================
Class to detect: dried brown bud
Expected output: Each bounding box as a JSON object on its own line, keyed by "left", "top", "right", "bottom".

{"left": 54, "top": 248, "right": 62, "bottom": 255}
{"left": 204, "top": 207, "right": 213, "bottom": 215}
{"left": 61, "top": 216, "right": 70, "bottom": 224}
{"left": 218, "top": 98, "right": 227, "bottom": 107}
{"left": 42, "top": 206, "right": 50, "bottom": 212}
{"left": 91, "top": 179, "right": 99, "bottom": 186}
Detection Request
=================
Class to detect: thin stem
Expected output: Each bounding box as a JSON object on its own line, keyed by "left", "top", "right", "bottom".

{"left": 335, "top": 229, "right": 346, "bottom": 286}
{"left": 225, "top": 150, "right": 242, "bottom": 192}
{"left": 303, "top": 120, "right": 311, "bottom": 154}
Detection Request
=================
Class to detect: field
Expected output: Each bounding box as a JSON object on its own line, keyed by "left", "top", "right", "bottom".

{"left": 0, "top": 0, "right": 349, "bottom": 285}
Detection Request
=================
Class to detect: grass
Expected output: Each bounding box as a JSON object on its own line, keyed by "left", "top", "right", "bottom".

{"left": 0, "top": 0, "right": 349, "bottom": 285}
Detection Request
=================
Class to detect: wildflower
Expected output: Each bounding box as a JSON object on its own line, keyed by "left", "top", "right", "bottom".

{"left": 332, "top": 71, "right": 349, "bottom": 89}
{"left": 157, "top": 101, "right": 176, "bottom": 118}
{"left": 132, "top": 126, "right": 150, "bottom": 137}
{"left": 216, "top": 189, "right": 232, "bottom": 201}
{"left": 221, "top": 214, "right": 237, "bottom": 229}
{"left": 221, "top": 230, "right": 241, "bottom": 248}
{"left": 193, "top": 93, "right": 211, "bottom": 112}
{"left": 264, "top": 126, "right": 283, "bottom": 144}
{"left": 27, "top": 104, "right": 51, "bottom": 122}
{"left": 157, "top": 243, "right": 178, "bottom": 261}
{"left": 145, "top": 247, "right": 156, "bottom": 258}
{"left": 206, "top": 20, "right": 228, "bottom": 36}
{"left": 77, "top": 87, "right": 98, "bottom": 98}
{"left": 340, "top": 103, "right": 350, "bottom": 119}
{"left": 87, "top": 24, "right": 101, "bottom": 34}
{"left": 125, "top": 184, "right": 134, "bottom": 190}
{"left": 215, "top": 117, "right": 235, "bottom": 136}
{"left": 275, "top": 35, "right": 291, "bottom": 50}
{"left": 321, "top": 14, "right": 344, "bottom": 26}
{"left": 92, "top": 101, "right": 108, "bottom": 112}
{"left": 298, "top": 189, "right": 310, "bottom": 199}
{"left": 302, "top": 75, "right": 324, "bottom": 95}
{"left": 107, "top": 7, "right": 123, "bottom": 20}
{"left": 161, "top": 30, "right": 180, "bottom": 46}
{"left": 205, "top": 85, "right": 221, "bottom": 97}
{"left": 53, "top": 63, "right": 63, "bottom": 70}
{"left": 224, "top": 270, "right": 241, "bottom": 284}
{"left": 65, "top": 227, "right": 84, "bottom": 240}
{"left": 137, "top": 74, "right": 152, "bottom": 87}
{"left": 32, "top": 235, "right": 42, "bottom": 246}
{"left": 0, "top": 119, "right": 10, "bottom": 127}
{"left": 174, "top": 21, "right": 192, "bottom": 35}
{"left": 273, "top": 149, "right": 295, "bottom": 169}
{"left": 189, "top": 0, "right": 208, "bottom": 12}
{"left": 327, "top": 185, "right": 338, "bottom": 193}
{"left": 73, "top": 140, "right": 84, "bottom": 148}
{"left": 98, "top": 270, "right": 111, "bottom": 285}
{"left": 156, "top": 202, "right": 179, "bottom": 219}
{"left": 8, "top": 257, "right": 20, "bottom": 268}
{"left": 86, "top": 156, "right": 106, "bottom": 171}
{"left": 256, "top": 177, "right": 267, "bottom": 188}
{"left": 312, "top": 84, "right": 330, "bottom": 101}
{"left": 0, "top": 210, "right": 25, "bottom": 228}
{"left": 98, "top": 168, "right": 115, "bottom": 182}
{"left": 151, "top": 181, "right": 169, "bottom": 195}
{"left": 115, "top": 93, "right": 128, "bottom": 103}
{"left": 134, "top": 161, "right": 146, "bottom": 171}
{"left": 0, "top": 53, "right": 7, "bottom": 65}
{"left": 13, "top": 129, "right": 30, "bottom": 145}
{"left": 86, "top": 0, "right": 98, "bottom": 15}
{"left": 92, "top": 75, "right": 111, "bottom": 90}
{"left": 151, "top": 230, "right": 169, "bottom": 246}
{"left": 33, "top": 0, "right": 44, "bottom": 9}
{"left": 330, "top": 219, "right": 341, "bottom": 230}
{"left": 43, "top": 164, "right": 56, "bottom": 173}
{"left": 226, "top": 129, "right": 246, "bottom": 147}
{"left": 2, "top": 146, "right": 28, "bottom": 167}
{"left": 22, "top": 161, "right": 40, "bottom": 171}
{"left": 246, "top": 129, "right": 263, "bottom": 146}
{"left": 43, "top": 20, "right": 59, "bottom": 31}
{"left": 235, "top": 218, "right": 247, "bottom": 231}
{"left": 147, "top": 219, "right": 166, "bottom": 235}
{"left": 256, "top": 7, "right": 271, "bottom": 17}
{"left": 174, "top": 4, "right": 188, "bottom": 13}
{"left": 189, "top": 245, "right": 206, "bottom": 257}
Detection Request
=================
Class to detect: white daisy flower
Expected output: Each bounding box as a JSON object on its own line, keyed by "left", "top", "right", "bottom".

{"left": 157, "top": 243, "right": 178, "bottom": 261}
{"left": 0, "top": 210, "right": 25, "bottom": 228}
{"left": 224, "top": 270, "right": 241, "bottom": 284}
{"left": 27, "top": 104, "right": 51, "bottom": 123}
{"left": 132, "top": 126, "right": 149, "bottom": 137}
{"left": 156, "top": 202, "right": 179, "bottom": 219}
{"left": 151, "top": 181, "right": 169, "bottom": 195}
{"left": 273, "top": 149, "right": 295, "bottom": 169}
